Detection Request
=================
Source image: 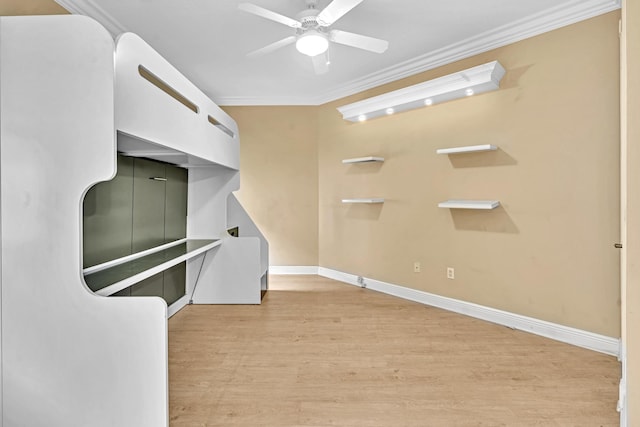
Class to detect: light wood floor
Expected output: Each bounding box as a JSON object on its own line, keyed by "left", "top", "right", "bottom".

{"left": 168, "top": 275, "right": 620, "bottom": 426}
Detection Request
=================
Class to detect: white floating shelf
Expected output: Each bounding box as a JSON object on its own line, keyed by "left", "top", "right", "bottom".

{"left": 436, "top": 144, "right": 497, "bottom": 154}
{"left": 342, "top": 198, "right": 385, "bottom": 204}
{"left": 438, "top": 200, "right": 500, "bottom": 210}
{"left": 342, "top": 156, "right": 384, "bottom": 164}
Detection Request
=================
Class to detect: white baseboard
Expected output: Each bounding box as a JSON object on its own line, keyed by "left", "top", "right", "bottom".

{"left": 269, "top": 266, "right": 319, "bottom": 275}
{"left": 618, "top": 341, "right": 627, "bottom": 424}
{"left": 316, "top": 267, "right": 620, "bottom": 357}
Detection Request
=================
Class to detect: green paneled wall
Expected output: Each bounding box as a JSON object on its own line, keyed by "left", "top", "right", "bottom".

{"left": 164, "top": 164, "right": 188, "bottom": 242}
{"left": 132, "top": 158, "right": 168, "bottom": 253}
{"left": 83, "top": 154, "right": 188, "bottom": 305}
{"left": 163, "top": 262, "right": 187, "bottom": 306}
{"left": 83, "top": 155, "right": 134, "bottom": 268}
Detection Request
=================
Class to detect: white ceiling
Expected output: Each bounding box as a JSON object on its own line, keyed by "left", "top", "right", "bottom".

{"left": 55, "top": 0, "right": 619, "bottom": 106}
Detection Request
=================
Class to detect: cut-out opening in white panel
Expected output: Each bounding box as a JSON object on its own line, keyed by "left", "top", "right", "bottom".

{"left": 138, "top": 65, "right": 199, "bottom": 114}
{"left": 208, "top": 115, "right": 236, "bottom": 139}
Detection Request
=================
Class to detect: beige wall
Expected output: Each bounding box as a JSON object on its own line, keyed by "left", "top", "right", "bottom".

{"left": 0, "top": 0, "right": 67, "bottom": 15}
{"left": 224, "top": 106, "right": 319, "bottom": 266}
{"left": 623, "top": 0, "right": 639, "bottom": 422}
{"left": 316, "top": 11, "right": 620, "bottom": 337}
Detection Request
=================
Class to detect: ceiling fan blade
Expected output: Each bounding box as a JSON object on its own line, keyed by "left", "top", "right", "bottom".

{"left": 330, "top": 29, "right": 388, "bottom": 53}
{"left": 312, "top": 52, "right": 329, "bottom": 75}
{"left": 238, "top": 3, "right": 302, "bottom": 28}
{"left": 317, "top": 0, "right": 364, "bottom": 26}
{"left": 247, "top": 36, "right": 297, "bottom": 58}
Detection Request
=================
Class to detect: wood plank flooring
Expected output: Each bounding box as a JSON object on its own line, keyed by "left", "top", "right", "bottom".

{"left": 168, "top": 275, "right": 620, "bottom": 426}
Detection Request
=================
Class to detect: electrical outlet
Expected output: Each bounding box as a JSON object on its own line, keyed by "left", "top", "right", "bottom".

{"left": 447, "top": 267, "right": 455, "bottom": 279}
{"left": 413, "top": 262, "right": 421, "bottom": 273}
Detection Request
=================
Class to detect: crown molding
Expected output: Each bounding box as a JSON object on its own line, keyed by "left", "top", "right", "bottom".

{"left": 54, "top": 0, "right": 126, "bottom": 37}
{"left": 220, "top": 0, "right": 621, "bottom": 106}
{"left": 212, "top": 94, "right": 324, "bottom": 107}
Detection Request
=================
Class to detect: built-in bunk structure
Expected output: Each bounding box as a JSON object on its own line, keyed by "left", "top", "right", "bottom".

{"left": 0, "top": 15, "right": 267, "bottom": 426}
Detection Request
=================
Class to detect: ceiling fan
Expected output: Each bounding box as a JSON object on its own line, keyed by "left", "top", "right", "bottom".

{"left": 238, "top": 0, "right": 389, "bottom": 74}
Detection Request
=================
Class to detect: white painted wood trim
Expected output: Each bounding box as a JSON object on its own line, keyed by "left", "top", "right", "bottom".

{"left": 269, "top": 266, "right": 319, "bottom": 275}
{"left": 438, "top": 200, "right": 500, "bottom": 209}
{"left": 436, "top": 144, "right": 497, "bottom": 154}
{"left": 619, "top": 6, "right": 629, "bottom": 425}
{"left": 342, "top": 156, "right": 385, "bottom": 164}
{"left": 342, "top": 198, "right": 385, "bottom": 204}
{"left": 316, "top": 267, "right": 620, "bottom": 357}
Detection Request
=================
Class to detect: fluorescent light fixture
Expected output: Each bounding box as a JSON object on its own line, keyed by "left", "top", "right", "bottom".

{"left": 296, "top": 31, "right": 329, "bottom": 57}
{"left": 337, "top": 61, "right": 505, "bottom": 122}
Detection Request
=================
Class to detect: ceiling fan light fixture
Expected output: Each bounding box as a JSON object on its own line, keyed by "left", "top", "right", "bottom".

{"left": 296, "top": 31, "right": 329, "bottom": 56}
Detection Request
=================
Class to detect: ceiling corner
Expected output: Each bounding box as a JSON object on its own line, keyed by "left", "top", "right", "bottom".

{"left": 54, "top": 0, "right": 126, "bottom": 37}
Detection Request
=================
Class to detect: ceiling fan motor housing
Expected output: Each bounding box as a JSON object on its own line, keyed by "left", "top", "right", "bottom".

{"left": 297, "top": 7, "right": 324, "bottom": 31}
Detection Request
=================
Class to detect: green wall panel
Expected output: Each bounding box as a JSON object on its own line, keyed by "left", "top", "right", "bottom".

{"left": 130, "top": 271, "right": 164, "bottom": 297}
{"left": 164, "top": 165, "right": 187, "bottom": 243}
{"left": 112, "top": 287, "right": 131, "bottom": 297}
{"left": 132, "top": 158, "right": 166, "bottom": 253}
{"left": 82, "top": 155, "right": 133, "bottom": 268}
{"left": 163, "top": 262, "right": 186, "bottom": 305}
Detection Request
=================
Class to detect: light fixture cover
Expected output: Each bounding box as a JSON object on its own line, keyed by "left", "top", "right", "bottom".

{"left": 296, "top": 31, "right": 329, "bottom": 57}
{"left": 337, "top": 60, "right": 506, "bottom": 122}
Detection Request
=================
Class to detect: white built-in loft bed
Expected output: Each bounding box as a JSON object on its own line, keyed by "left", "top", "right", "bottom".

{"left": 0, "top": 15, "right": 267, "bottom": 426}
